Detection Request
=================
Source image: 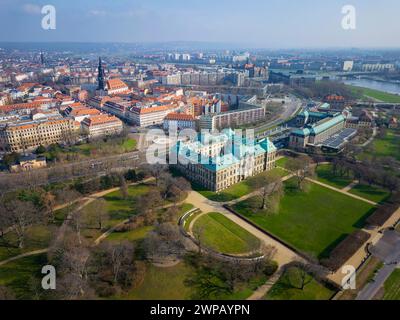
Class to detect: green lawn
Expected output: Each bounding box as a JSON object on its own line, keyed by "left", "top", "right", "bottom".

{"left": 276, "top": 156, "right": 290, "bottom": 168}
{"left": 107, "top": 226, "right": 154, "bottom": 242}
{"left": 107, "top": 203, "right": 195, "bottom": 242}
{"left": 0, "top": 254, "right": 48, "bottom": 299}
{"left": 383, "top": 269, "right": 400, "bottom": 300}
{"left": 361, "top": 129, "right": 400, "bottom": 161}
{"left": 195, "top": 167, "right": 289, "bottom": 202}
{"left": 116, "top": 263, "right": 194, "bottom": 300}
{"left": 101, "top": 183, "right": 151, "bottom": 222}
{"left": 348, "top": 85, "right": 400, "bottom": 103}
{"left": 0, "top": 225, "right": 56, "bottom": 261}
{"left": 265, "top": 267, "right": 334, "bottom": 300}
{"left": 315, "top": 163, "right": 390, "bottom": 203}
{"left": 193, "top": 212, "right": 260, "bottom": 255}
{"left": 118, "top": 262, "right": 267, "bottom": 300}
{"left": 183, "top": 210, "right": 202, "bottom": 232}
{"left": 76, "top": 183, "right": 152, "bottom": 241}
{"left": 0, "top": 202, "right": 79, "bottom": 261}
{"left": 121, "top": 138, "right": 137, "bottom": 151}
{"left": 348, "top": 184, "right": 390, "bottom": 204}
{"left": 316, "top": 164, "right": 353, "bottom": 189}
{"left": 44, "top": 138, "right": 137, "bottom": 162}
{"left": 233, "top": 179, "right": 376, "bottom": 259}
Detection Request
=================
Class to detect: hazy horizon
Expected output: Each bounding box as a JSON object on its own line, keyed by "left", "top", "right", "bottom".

{"left": 1, "top": 0, "right": 400, "bottom": 48}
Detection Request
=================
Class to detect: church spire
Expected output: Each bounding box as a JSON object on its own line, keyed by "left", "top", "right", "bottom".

{"left": 97, "top": 57, "right": 106, "bottom": 91}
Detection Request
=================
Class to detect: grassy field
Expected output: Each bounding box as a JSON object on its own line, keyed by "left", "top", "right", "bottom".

{"left": 265, "top": 267, "right": 334, "bottom": 300}
{"left": 316, "top": 164, "right": 353, "bottom": 189}
{"left": 361, "top": 129, "right": 400, "bottom": 161}
{"left": 183, "top": 210, "right": 202, "bottom": 232}
{"left": 118, "top": 262, "right": 267, "bottom": 300}
{"left": 117, "top": 263, "right": 193, "bottom": 300}
{"left": 0, "top": 225, "right": 56, "bottom": 261}
{"left": 44, "top": 137, "right": 137, "bottom": 162}
{"left": 99, "top": 183, "right": 151, "bottom": 223}
{"left": 107, "top": 226, "right": 154, "bottom": 242}
{"left": 276, "top": 156, "right": 290, "bottom": 168}
{"left": 348, "top": 184, "right": 390, "bottom": 203}
{"left": 233, "top": 179, "right": 375, "bottom": 259}
{"left": 193, "top": 212, "right": 260, "bottom": 255}
{"left": 0, "top": 201, "right": 83, "bottom": 262}
{"left": 315, "top": 163, "right": 390, "bottom": 203}
{"left": 0, "top": 254, "right": 48, "bottom": 299}
{"left": 195, "top": 167, "right": 288, "bottom": 202}
{"left": 383, "top": 269, "right": 400, "bottom": 300}
{"left": 348, "top": 85, "right": 400, "bottom": 103}
{"left": 107, "top": 203, "right": 195, "bottom": 242}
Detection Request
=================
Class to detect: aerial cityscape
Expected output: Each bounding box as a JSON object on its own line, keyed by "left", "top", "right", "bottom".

{"left": 1, "top": 0, "right": 400, "bottom": 311}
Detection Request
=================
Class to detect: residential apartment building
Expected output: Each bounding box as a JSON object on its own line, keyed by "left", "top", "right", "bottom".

{"left": 0, "top": 117, "right": 76, "bottom": 152}
{"left": 163, "top": 113, "right": 197, "bottom": 131}
{"left": 64, "top": 104, "right": 102, "bottom": 122}
{"left": 199, "top": 105, "right": 265, "bottom": 130}
{"left": 127, "top": 104, "right": 179, "bottom": 127}
{"left": 81, "top": 114, "right": 123, "bottom": 138}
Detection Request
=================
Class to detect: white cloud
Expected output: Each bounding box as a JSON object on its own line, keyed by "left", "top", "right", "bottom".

{"left": 89, "top": 10, "right": 107, "bottom": 17}
{"left": 22, "top": 3, "right": 41, "bottom": 15}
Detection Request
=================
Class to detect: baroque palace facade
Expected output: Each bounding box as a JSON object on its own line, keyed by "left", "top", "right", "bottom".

{"left": 171, "top": 129, "right": 277, "bottom": 192}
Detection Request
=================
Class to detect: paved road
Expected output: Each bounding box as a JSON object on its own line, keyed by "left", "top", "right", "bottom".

{"left": 254, "top": 95, "right": 303, "bottom": 134}
{"left": 357, "top": 230, "right": 400, "bottom": 300}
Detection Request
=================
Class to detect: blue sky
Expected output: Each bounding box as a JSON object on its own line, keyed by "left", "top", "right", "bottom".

{"left": 0, "top": 0, "right": 399, "bottom": 48}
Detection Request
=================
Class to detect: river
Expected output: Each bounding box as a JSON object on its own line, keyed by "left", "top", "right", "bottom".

{"left": 341, "top": 78, "right": 400, "bottom": 95}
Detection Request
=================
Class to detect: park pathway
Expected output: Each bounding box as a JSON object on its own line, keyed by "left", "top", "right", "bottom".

{"left": 93, "top": 201, "right": 183, "bottom": 245}
{"left": 247, "top": 267, "right": 284, "bottom": 300}
{"left": 328, "top": 207, "right": 400, "bottom": 286}
{"left": 306, "top": 177, "right": 377, "bottom": 205}
{"left": 342, "top": 180, "right": 359, "bottom": 192}
{"left": 226, "top": 172, "right": 294, "bottom": 206}
{"left": 0, "top": 178, "right": 155, "bottom": 267}
{"left": 0, "top": 249, "right": 49, "bottom": 267}
{"left": 185, "top": 191, "right": 301, "bottom": 267}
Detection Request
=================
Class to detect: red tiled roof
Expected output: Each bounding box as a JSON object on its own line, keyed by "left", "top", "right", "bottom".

{"left": 165, "top": 113, "right": 195, "bottom": 121}
{"left": 0, "top": 101, "right": 54, "bottom": 113}
{"left": 82, "top": 114, "right": 122, "bottom": 126}
{"left": 107, "top": 78, "right": 128, "bottom": 91}
{"left": 131, "top": 105, "right": 169, "bottom": 114}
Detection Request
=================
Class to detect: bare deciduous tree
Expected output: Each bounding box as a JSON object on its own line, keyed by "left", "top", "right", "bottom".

{"left": 2, "top": 200, "right": 41, "bottom": 248}
{"left": 286, "top": 155, "right": 315, "bottom": 191}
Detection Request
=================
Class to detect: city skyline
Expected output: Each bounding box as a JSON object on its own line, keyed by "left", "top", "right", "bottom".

{"left": 1, "top": 0, "right": 400, "bottom": 48}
